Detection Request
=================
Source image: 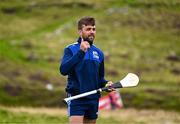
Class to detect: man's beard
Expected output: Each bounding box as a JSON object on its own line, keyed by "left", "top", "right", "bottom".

{"left": 83, "top": 35, "right": 95, "bottom": 45}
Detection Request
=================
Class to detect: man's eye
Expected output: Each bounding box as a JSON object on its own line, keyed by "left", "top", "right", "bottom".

{"left": 86, "top": 28, "right": 96, "bottom": 31}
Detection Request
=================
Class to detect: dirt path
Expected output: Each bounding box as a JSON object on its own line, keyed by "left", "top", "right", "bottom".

{"left": 0, "top": 106, "right": 67, "bottom": 116}
{"left": 99, "top": 109, "right": 180, "bottom": 124}
{"left": 1, "top": 106, "right": 180, "bottom": 124}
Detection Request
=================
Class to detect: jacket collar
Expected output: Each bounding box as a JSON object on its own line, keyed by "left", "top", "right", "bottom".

{"left": 77, "top": 37, "right": 81, "bottom": 44}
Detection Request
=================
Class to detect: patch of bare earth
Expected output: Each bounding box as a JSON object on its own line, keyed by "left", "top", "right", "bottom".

{"left": 0, "top": 106, "right": 67, "bottom": 116}
{"left": 99, "top": 108, "right": 180, "bottom": 124}
{"left": 1, "top": 106, "right": 180, "bottom": 123}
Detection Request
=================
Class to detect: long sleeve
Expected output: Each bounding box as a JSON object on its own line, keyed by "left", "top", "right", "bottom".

{"left": 60, "top": 48, "right": 85, "bottom": 76}
{"left": 99, "top": 60, "right": 108, "bottom": 87}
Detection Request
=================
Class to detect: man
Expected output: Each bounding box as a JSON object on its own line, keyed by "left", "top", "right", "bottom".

{"left": 60, "top": 17, "right": 113, "bottom": 124}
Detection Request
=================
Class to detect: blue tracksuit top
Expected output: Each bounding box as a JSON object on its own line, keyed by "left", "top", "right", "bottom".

{"left": 60, "top": 37, "right": 108, "bottom": 99}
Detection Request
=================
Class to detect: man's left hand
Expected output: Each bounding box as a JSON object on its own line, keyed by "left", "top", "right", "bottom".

{"left": 105, "top": 81, "right": 116, "bottom": 92}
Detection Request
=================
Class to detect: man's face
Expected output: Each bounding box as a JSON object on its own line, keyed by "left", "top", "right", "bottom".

{"left": 79, "top": 25, "right": 96, "bottom": 44}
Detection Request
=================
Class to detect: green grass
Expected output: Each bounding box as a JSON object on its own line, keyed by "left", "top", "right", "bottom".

{"left": 0, "top": 0, "right": 180, "bottom": 112}
{"left": 0, "top": 109, "right": 68, "bottom": 123}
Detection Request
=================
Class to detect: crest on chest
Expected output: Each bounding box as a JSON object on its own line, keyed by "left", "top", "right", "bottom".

{"left": 93, "top": 51, "right": 99, "bottom": 59}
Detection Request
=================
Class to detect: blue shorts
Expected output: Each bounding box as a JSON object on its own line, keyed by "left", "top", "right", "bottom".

{"left": 67, "top": 98, "right": 99, "bottom": 120}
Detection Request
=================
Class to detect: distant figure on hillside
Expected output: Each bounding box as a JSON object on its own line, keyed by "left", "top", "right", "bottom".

{"left": 60, "top": 17, "right": 114, "bottom": 124}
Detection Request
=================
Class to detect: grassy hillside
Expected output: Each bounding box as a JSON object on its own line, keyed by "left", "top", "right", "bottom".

{"left": 0, "top": 0, "right": 180, "bottom": 111}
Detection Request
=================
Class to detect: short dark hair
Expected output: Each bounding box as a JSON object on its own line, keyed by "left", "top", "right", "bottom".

{"left": 78, "top": 17, "right": 95, "bottom": 30}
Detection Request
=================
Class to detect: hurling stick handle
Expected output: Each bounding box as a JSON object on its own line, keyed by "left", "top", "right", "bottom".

{"left": 63, "top": 89, "right": 102, "bottom": 103}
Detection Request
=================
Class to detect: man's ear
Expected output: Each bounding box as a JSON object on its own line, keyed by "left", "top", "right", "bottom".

{"left": 78, "top": 30, "right": 82, "bottom": 36}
